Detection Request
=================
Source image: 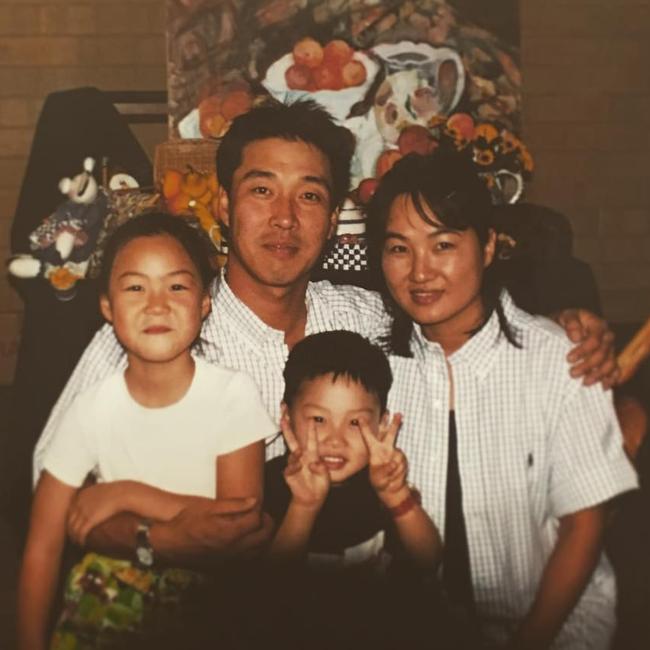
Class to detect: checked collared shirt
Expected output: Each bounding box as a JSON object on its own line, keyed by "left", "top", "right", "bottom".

{"left": 388, "top": 292, "right": 638, "bottom": 648}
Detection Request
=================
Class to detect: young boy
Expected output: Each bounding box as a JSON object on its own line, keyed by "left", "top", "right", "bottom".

{"left": 264, "top": 330, "right": 441, "bottom": 570}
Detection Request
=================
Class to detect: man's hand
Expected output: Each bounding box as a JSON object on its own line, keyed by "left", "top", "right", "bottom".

{"left": 67, "top": 482, "right": 127, "bottom": 546}
{"left": 359, "top": 413, "right": 408, "bottom": 506}
{"left": 555, "top": 309, "right": 618, "bottom": 389}
{"left": 151, "top": 496, "right": 273, "bottom": 563}
{"left": 280, "top": 414, "right": 329, "bottom": 511}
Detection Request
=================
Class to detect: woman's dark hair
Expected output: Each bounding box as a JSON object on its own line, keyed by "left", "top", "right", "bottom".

{"left": 98, "top": 212, "right": 217, "bottom": 293}
{"left": 366, "top": 151, "right": 520, "bottom": 356}
{"left": 283, "top": 331, "right": 393, "bottom": 413}
{"left": 216, "top": 98, "right": 356, "bottom": 211}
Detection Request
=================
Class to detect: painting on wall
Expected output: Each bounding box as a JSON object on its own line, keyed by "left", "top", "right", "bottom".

{"left": 166, "top": 0, "right": 530, "bottom": 206}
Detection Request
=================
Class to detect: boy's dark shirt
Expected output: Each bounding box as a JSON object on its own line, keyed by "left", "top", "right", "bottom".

{"left": 264, "top": 454, "right": 398, "bottom": 567}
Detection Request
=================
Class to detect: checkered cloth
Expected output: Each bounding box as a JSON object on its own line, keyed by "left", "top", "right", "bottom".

{"left": 322, "top": 237, "right": 368, "bottom": 272}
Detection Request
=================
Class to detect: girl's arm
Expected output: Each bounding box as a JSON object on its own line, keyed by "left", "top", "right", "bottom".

{"left": 216, "top": 440, "right": 265, "bottom": 501}
{"left": 67, "top": 481, "right": 222, "bottom": 546}
{"left": 17, "top": 471, "right": 77, "bottom": 650}
{"left": 508, "top": 505, "right": 606, "bottom": 650}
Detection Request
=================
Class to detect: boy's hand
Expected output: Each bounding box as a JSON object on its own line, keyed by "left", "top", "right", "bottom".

{"left": 67, "top": 482, "right": 126, "bottom": 546}
{"left": 281, "top": 414, "right": 330, "bottom": 511}
{"left": 359, "top": 413, "right": 408, "bottom": 505}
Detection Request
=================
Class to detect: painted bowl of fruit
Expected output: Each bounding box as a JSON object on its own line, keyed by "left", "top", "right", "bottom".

{"left": 262, "top": 37, "right": 379, "bottom": 122}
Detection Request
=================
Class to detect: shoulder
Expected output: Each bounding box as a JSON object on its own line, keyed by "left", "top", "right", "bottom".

{"left": 68, "top": 369, "right": 125, "bottom": 415}
{"left": 194, "top": 357, "right": 259, "bottom": 393}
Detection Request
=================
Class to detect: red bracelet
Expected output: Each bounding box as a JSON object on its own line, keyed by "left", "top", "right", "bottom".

{"left": 387, "top": 488, "right": 421, "bottom": 519}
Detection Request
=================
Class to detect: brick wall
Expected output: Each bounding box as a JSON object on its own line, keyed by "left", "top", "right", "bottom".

{"left": 521, "top": 0, "right": 650, "bottom": 322}
{"left": 0, "top": 1, "right": 649, "bottom": 383}
{"left": 0, "top": 0, "right": 167, "bottom": 384}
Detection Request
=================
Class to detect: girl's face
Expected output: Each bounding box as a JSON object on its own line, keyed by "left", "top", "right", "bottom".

{"left": 381, "top": 194, "right": 495, "bottom": 347}
{"left": 100, "top": 234, "right": 211, "bottom": 367}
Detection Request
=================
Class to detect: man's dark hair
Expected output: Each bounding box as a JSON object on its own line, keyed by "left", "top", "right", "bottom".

{"left": 283, "top": 331, "right": 393, "bottom": 413}
{"left": 216, "top": 99, "right": 356, "bottom": 210}
{"left": 366, "top": 150, "right": 520, "bottom": 356}
{"left": 98, "top": 212, "right": 217, "bottom": 293}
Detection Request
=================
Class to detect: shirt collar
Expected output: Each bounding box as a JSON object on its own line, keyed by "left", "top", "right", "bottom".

{"left": 411, "top": 291, "right": 518, "bottom": 379}
{"left": 207, "top": 270, "right": 337, "bottom": 348}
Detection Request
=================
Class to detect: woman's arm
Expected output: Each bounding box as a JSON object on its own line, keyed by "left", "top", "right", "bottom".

{"left": 17, "top": 472, "right": 77, "bottom": 650}
{"left": 508, "top": 505, "right": 606, "bottom": 650}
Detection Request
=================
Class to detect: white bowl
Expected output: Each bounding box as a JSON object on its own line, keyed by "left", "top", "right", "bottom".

{"left": 262, "top": 51, "right": 379, "bottom": 122}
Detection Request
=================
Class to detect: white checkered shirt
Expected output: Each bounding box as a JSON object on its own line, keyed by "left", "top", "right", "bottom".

{"left": 388, "top": 292, "right": 638, "bottom": 649}
{"left": 33, "top": 272, "right": 390, "bottom": 480}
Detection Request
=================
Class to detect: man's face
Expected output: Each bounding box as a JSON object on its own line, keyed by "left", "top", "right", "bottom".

{"left": 220, "top": 137, "right": 338, "bottom": 292}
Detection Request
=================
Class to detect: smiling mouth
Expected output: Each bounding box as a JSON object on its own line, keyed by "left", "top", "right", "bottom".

{"left": 321, "top": 455, "right": 347, "bottom": 471}
{"left": 143, "top": 326, "right": 171, "bottom": 334}
{"left": 410, "top": 289, "right": 444, "bottom": 305}
{"left": 263, "top": 242, "right": 299, "bottom": 256}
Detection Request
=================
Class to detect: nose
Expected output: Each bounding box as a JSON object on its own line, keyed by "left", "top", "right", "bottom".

{"left": 408, "top": 248, "right": 431, "bottom": 283}
{"left": 269, "top": 194, "right": 297, "bottom": 230}
{"left": 318, "top": 423, "right": 346, "bottom": 449}
{"left": 145, "top": 289, "right": 169, "bottom": 314}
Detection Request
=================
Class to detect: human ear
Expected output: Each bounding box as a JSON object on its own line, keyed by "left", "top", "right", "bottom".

{"left": 483, "top": 228, "right": 497, "bottom": 268}
{"left": 217, "top": 186, "right": 230, "bottom": 228}
{"left": 99, "top": 293, "right": 113, "bottom": 323}
{"left": 327, "top": 206, "right": 339, "bottom": 239}
{"left": 201, "top": 291, "right": 211, "bottom": 319}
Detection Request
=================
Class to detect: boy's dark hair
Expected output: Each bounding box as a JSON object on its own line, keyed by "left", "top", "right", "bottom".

{"left": 283, "top": 331, "right": 392, "bottom": 413}
{"left": 98, "top": 212, "right": 217, "bottom": 293}
{"left": 366, "top": 150, "right": 520, "bottom": 357}
{"left": 216, "top": 99, "right": 356, "bottom": 210}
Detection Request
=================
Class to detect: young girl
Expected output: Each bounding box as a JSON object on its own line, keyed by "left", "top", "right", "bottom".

{"left": 366, "top": 152, "right": 638, "bottom": 649}
{"left": 17, "top": 213, "right": 276, "bottom": 650}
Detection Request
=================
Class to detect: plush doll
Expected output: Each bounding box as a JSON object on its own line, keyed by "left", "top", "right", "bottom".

{"left": 8, "top": 157, "right": 108, "bottom": 299}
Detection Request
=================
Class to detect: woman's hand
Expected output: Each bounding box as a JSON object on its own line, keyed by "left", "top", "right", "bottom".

{"left": 555, "top": 309, "right": 618, "bottom": 389}
{"left": 280, "top": 414, "right": 330, "bottom": 511}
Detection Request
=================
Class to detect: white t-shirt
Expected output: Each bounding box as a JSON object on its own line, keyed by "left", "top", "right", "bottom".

{"left": 42, "top": 357, "right": 276, "bottom": 498}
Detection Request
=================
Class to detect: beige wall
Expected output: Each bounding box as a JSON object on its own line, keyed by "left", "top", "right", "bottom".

{"left": 1, "top": 0, "right": 649, "bottom": 383}
{"left": 0, "top": 0, "right": 167, "bottom": 383}
{"left": 521, "top": 0, "right": 650, "bottom": 322}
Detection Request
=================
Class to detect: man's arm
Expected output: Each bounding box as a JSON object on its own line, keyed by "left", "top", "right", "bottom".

{"left": 508, "top": 506, "right": 605, "bottom": 650}
{"left": 33, "top": 324, "right": 125, "bottom": 484}
{"left": 83, "top": 497, "right": 273, "bottom": 568}
{"left": 552, "top": 309, "right": 618, "bottom": 388}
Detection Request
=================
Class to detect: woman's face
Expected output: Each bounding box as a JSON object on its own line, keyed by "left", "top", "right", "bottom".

{"left": 381, "top": 194, "right": 495, "bottom": 347}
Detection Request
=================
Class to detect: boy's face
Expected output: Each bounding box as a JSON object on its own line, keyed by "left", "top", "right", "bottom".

{"left": 100, "top": 234, "right": 211, "bottom": 367}
{"left": 285, "top": 373, "right": 382, "bottom": 483}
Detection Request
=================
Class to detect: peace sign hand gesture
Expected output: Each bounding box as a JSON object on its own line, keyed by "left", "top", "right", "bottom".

{"left": 280, "top": 412, "right": 330, "bottom": 512}
{"left": 358, "top": 413, "right": 408, "bottom": 507}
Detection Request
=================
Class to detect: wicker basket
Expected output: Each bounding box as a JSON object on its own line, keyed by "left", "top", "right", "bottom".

{"left": 153, "top": 138, "right": 220, "bottom": 188}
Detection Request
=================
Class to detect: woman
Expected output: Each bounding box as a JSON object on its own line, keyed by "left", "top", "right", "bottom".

{"left": 366, "top": 151, "right": 637, "bottom": 649}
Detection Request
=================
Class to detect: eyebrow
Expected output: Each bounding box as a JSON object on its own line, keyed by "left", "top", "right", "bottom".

{"left": 117, "top": 270, "right": 198, "bottom": 281}
{"left": 240, "top": 169, "right": 332, "bottom": 195}
{"left": 384, "top": 226, "right": 459, "bottom": 240}
{"left": 302, "top": 404, "right": 375, "bottom": 416}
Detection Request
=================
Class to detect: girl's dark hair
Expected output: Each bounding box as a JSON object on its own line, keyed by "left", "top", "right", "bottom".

{"left": 217, "top": 98, "right": 356, "bottom": 211}
{"left": 283, "top": 331, "right": 392, "bottom": 413}
{"left": 98, "top": 212, "right": 217, "bottom": 293}
{"left": 366, "top": 151, "right": 520, "bottom": 357}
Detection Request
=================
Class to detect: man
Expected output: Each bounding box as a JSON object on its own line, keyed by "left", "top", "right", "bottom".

{"left": 33, "top": 100, "right": 617, "bottom": 565}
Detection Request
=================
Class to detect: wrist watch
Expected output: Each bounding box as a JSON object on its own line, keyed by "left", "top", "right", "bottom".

{"left": 135, "top": 520, "right": 154, "bottom": 569}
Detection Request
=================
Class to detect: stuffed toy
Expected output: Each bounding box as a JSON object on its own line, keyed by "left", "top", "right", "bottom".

{"left": 8, "top": 157, "right": 108, "bottom": 299}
